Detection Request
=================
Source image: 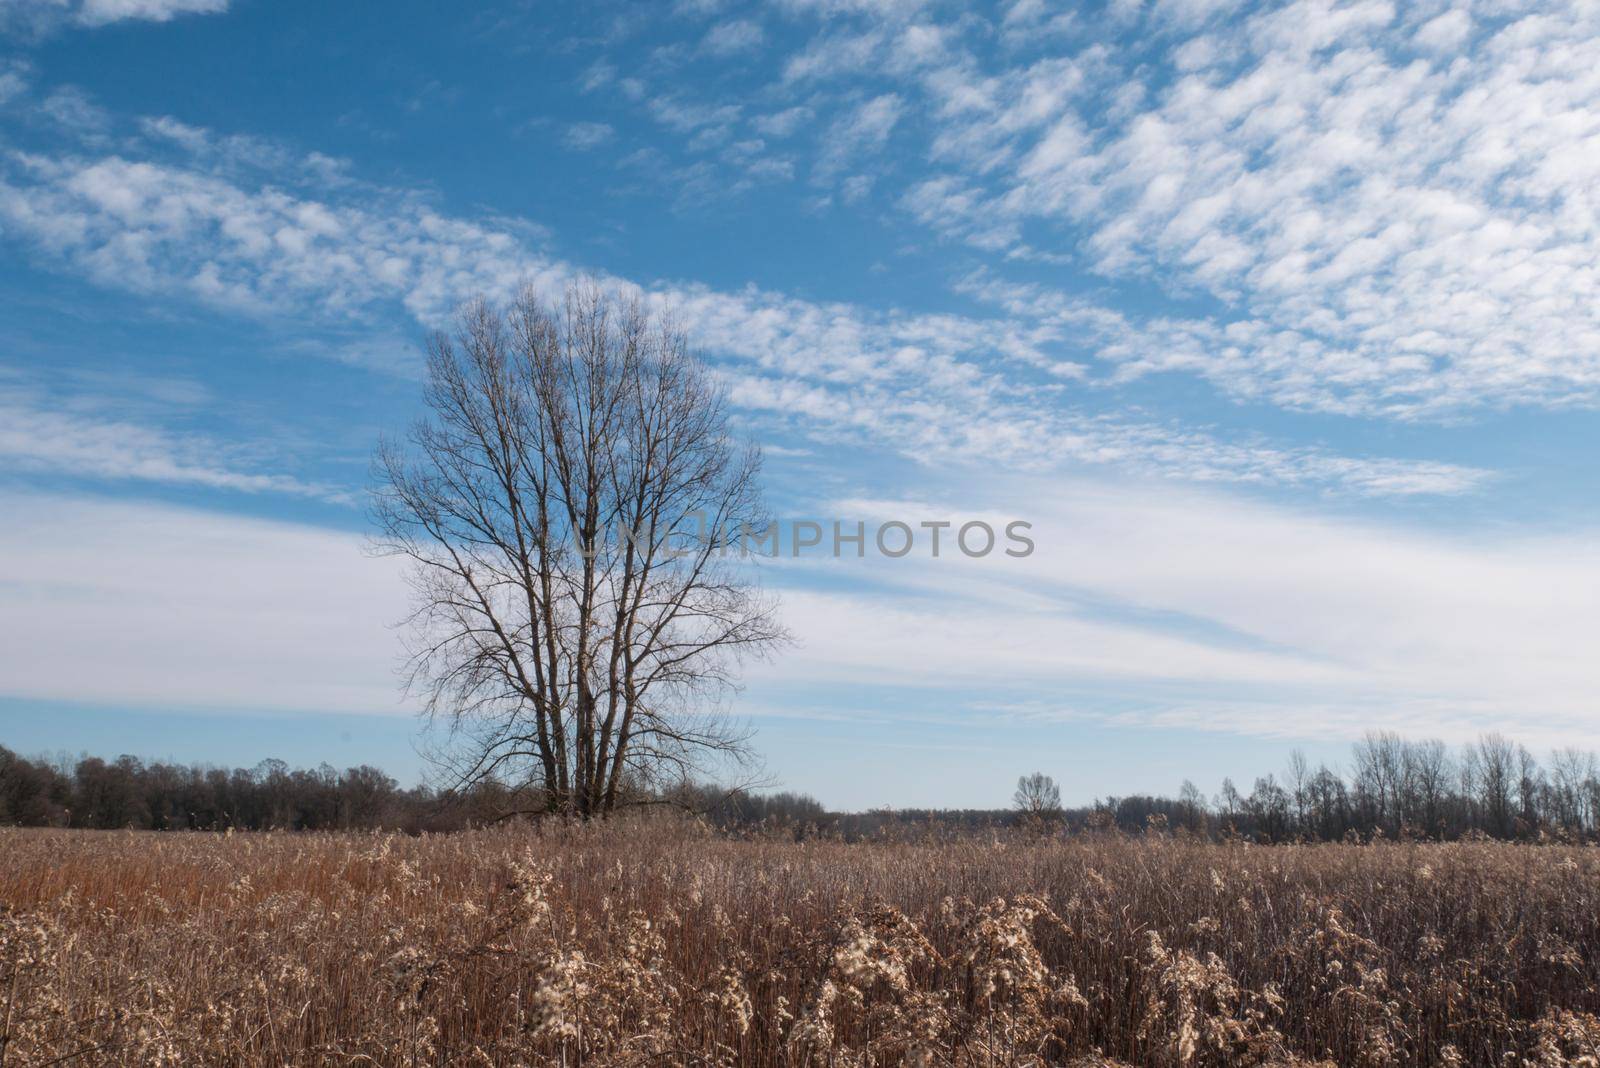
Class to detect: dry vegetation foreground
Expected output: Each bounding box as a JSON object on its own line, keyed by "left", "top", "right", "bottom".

{"left": 3, "top": 825, "right": 1599, "bottom": 1066}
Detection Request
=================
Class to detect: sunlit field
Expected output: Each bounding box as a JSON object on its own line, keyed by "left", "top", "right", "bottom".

{"left": 3, "top": 824, "right": 1599, "bottom": 1066}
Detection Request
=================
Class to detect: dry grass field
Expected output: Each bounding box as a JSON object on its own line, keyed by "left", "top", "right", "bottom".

{"left": 3, "top": 823, "right": 1599, "bottom": 1067}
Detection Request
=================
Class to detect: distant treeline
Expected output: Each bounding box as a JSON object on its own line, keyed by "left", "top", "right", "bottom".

{"left": 5, "top": 730, "right": 1600, "bottom": 841}
{"left": 0, "top": 749, "right": 490, "bottom": 832}
{"left": 0, "top": 746, "right": 835, "bottom": 833}
{"left": 822, "top": 732, "right": 1600, "bottom": 844}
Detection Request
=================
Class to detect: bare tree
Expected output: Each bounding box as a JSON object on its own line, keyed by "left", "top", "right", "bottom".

{"left": 1353, "top": 730, "right": 1405, "bottom": 833}
{"left": 372, "top": 284, "right": 788, "bottom": 818}
{"left": 1465, "top": 733, "right": 1517, "bottom": 837}
{"left": 1013, "top": 772, "right": 1062, "bottom": 821}
{"left": 1306, "top": 764, "right": 1350, "bottom": 840}
{"left": 1216, "top": 777, "right": 1242, "bottom": 829}
{"left": 1407, "top": 738, "right": 1454, "bottom": 838}
{"left": 1549, "top": 748, "right": 1597, "bottom": 834}
{"left": 1177, "top": 778, "right": 1208, "bottom": 834}
{"left": 1516, "top": 743, "right": 1543, "bottom": 832}
{"left": 1247, "top": 774, "right": 1291, "bottom": 840}
{"left": 1285, "top": 749, "right": 1310, "bottom": 832}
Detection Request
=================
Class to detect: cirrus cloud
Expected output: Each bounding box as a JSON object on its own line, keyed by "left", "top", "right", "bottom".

{"left": 0, "top": 98, "right": 1490, "bottom": 498}
{"left": 2, "top": 0, "right": 228, "bottom": 33}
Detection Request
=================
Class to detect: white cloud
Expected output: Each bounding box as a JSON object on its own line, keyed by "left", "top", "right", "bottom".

{"left": 999, "top": 0, "right": 1077, "bottom": 43}
{"left": 839, "top": 173, "right": 873, "bottom": 202}
{"left": 0, "top": 151, "right": 551, "bottom": 322}
{"left": 783, "top": 27, "right": 887, "bottom": 82}
{"left": 74, "top": 0, "right": 226, "bottom": 25}
{"left": 646, "top": 96, "right": 741, "bottom": 134}
{"left": 0, "top": 58, "right": 30, "bottom": 104}
{"left": 1413, "top": 7, "right": 1471, "bottom": 53}
{"left": 773, "top": 0, "right": 930, "bottom": 14}
{"left": 813, "top": 92, "right": 901, "bottom": 181}
{"left": 673, "top": 0, "right": 727, "bottom": 15}
{"left": 5, "top": 475, "right": 1594, "bottom": 748}
{"left": 137, "top": 114, "right": 354, "bottom": 184}
{"left": 841, "top": 92, "right": 901, "bottom": 141}
{"left": 0, "top": 0, "right": 227, "bottom": 31}
{"left": 750, "top": 475, "right": 1600, "bottom": 750}
{"left": 701, "top": 17, "right": 765, "bottom": 55}
{"left": 0, "top": 107, "right": 1487, "bottom": 497}
{"left": 0, "top": 492, "right": 406, "bottom": 712}
{"left": 562, "top": 121, "right": 615, "bottom": 150}
{"left": 37, "top": 85, "right": 108, "bottom": 133}
{"left": 751, "top": 105, "right": 814, "bottom": 138}
{"left": 0, "top": 375, "right": 345, "bottom": 500}
{"left": 717, "top": 363, "right": 1488, "bottom": 496}
{"left": 579, "top": 59, "right": 615, "bottom": 93}
{"left": 835, "top": 0, "right": 1600, "bottom": 418}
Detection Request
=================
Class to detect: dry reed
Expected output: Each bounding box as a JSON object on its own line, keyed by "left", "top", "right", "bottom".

{"left": 3, "top": 822, "right": 1598, "bottom": 1066}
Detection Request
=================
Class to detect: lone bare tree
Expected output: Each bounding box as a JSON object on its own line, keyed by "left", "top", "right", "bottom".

{"left": 1013, "top": 772, "right": 1062, "bottom": 823}
{"left": 373, "top": 283, "right": 787, "bottom": 818}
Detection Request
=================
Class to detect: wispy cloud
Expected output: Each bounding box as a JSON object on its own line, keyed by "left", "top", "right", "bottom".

{"left": 646, "top": 95, "right": 741, "bottom": 134}
{"left": 777, "top": 0, "right": 1600, "bottom": 418}
{"left": 36, "top": 85, "right": 108, "bottom": 133}
{"left": 749, "top": 475, "right": 1600, "bottom": 752}
{"left": 0, "top": 492, "right": 404, "bottom": 712}
{"left": 0, "top": 376, "right": 346, "bottom": 501}
{"left": 137, "top": 114, "right": 353, "bottom": 184}
{"left": 562, "top": 120, "right": 615, "bottom": 150}
{"left": 4, "top": 474, "right": 1594, "bottom": 749}
{"left": 0, "top": 58, "right": 33, "bottom": 104}
{"left": 0, "top": 355, "right": 345, "bottom": 502}
{"left": 701, "top": 17, "right": 764, "bottom": 56}
{"left": 751, "top": 105, "right": 813, "bottom": 138}
{"left": 2, "top": 0, "right": 227, "bottom": 33}
{"left": 0, "top": 96, "right": 1489, "bottom": 498}
{"left": 813, "top": 92, "right": 902, "bottom": 182}
{"left": 76, "top": 0, "right": 226, "bottom": 25}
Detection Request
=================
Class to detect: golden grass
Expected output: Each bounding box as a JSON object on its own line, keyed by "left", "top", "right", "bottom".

{"left": 3, "top": 823, "right": 1598, "bottom": 1066}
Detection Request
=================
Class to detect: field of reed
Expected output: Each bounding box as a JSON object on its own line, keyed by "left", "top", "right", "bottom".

{"left": 2, "top": 822, "right": 1598, "bottom": 1066}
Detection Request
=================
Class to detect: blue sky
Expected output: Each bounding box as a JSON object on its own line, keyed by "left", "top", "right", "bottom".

{"left": 3, "top": 0, "right": 1600, "bottom": 809}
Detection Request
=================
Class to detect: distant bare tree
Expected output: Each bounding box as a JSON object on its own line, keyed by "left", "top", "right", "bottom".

{"left": 1216, "top": 777, "right": 1242, "bottom": 828}
{"left": 1407, "top": 738, "right": 1454, "bottom": 837}
{"left": 1549, "top": 748, "right": 1597, "bottom": 834}
{"left": 1516, "top": 743, "right": 1543, "bottom": 831}
{"left": 1353, "top": 730, "right": 1405, "bottom": 833}
{"left": 1177, "top": 778, "right": 1208, "bottom": 833}
{"left": 1286, "top": 749, "right": 1310, "bottom": 831}
{"left": 1306, "top": 764, "right": 1350, "bottom": 840}
{"left": 1013, "top": 772, "right": 1062, "bottom": 821}
{"left": 1466, "top": 733, "right": 1518, "bottom": 837}
{"left": 373, "top": 284, "right": 788, "bottom": 818}
{"left": 1247, "top": 774, "right": 1291, "bottom": 840}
